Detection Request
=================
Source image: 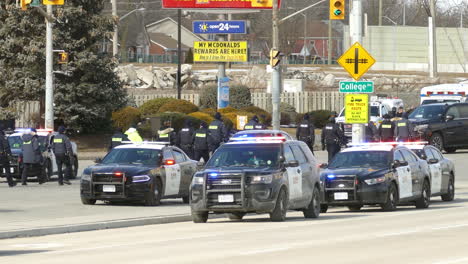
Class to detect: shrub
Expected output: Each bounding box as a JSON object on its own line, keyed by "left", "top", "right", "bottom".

{"left": 199, "top": 84, "right": 252, "bottom": 109}
{"left": 241, "top": 106, "right": 272, "bottom": 126}
{"left": 184, "top": 48, "right": 194, "bottom": 64}
{"left": 218, "top": 106, "right": 238, "bottom": 114}
{"left": 296, "top": 110, "right": 332, "bottom": 129}
{"left": 188, "top": 112, "right": 214, "bottom": 124}
{"left": 155, "top": 112, "right": 201, "bottom": 131}
{"left": 111, "top": 106, "right": 141, "bottom": 130}
{"left": 280, "top": 112, "right": 291, "bottom": 125}
{"left": 224, "top": 111, "right": 254, "bottom": 130}
{"left": 140, "top": 97, "right": 177, "bottom": 117}
{"left": 159, "top": 99, "right": 199, "bottom": 114}
{"left": 200, "top": 108, "right": 216, "bottom": 117}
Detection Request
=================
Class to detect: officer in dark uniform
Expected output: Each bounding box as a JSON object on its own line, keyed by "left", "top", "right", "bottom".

{"left": 365, "top": 121, "right": 378, "bottom": 142}
{"left": 109, "top": 128, "right": 129, "bottom": 151}
{"left": 395, "top": 107, "right": 404, "bottom": 118}
{"left": 390, "top": 107, "right": 397, "bottom": 118}
{"left": 321, "top": 117, "right": 344, "bottom": 162}
{"left": 51, "top": 126, "right": 73, "bottom": 185}
{"left": 208, "top": 112, "right": 227, "bottom": 153}
{"left": 0, "top": 129, "right": 16, "bottom": 187}
{"left": 193, "top": 122, "right": 210, "bottom": 163}
{"left": 296, "top": 113, "right": 316, "bottom": 154}
{"left": 244, "top": 115, "right": 260, "bottom": 130}
{"left": 394, "top": 113, "right": 413, "bottom": 142}
{"left": 156, "top": 120, "right": 176, "bottom": 145}
{"left": 378, "top": 114, "right": 395, "bottom": 142}
{"left": 178, "top": 120, "right": 195, "bottom": 159}
{"left": 21, "top": 128, "right": 44, "bottom": 185}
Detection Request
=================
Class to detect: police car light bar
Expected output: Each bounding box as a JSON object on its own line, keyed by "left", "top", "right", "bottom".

{"left": 348, "top": 141, "right": 429, "bottom": 147}
{"left": 229, "top": 136, "right": 287, "bottom": 142}
{"left": 121, "top": 141, "right": 171, "bottom": 145}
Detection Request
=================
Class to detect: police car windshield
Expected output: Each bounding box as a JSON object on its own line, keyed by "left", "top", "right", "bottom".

{"left": 421, "top": 99, "right": 459, "bottom": 105}
{"left": 206, "top": 144, "right": 281, "bottom": 169}
{"left": 341, "top": 106, "right": 379, "bottom": 117}
{"left": 8, "top": 136, "right": 22, "bottom": 149}
{"left": 409, "top": 105, "right": 445, "bottom": 120}
{"left": 102, "top": 148, "right": 161, "bottom": 166}
{"left": 329, "top": 151, "right": 392, "bottom": 169}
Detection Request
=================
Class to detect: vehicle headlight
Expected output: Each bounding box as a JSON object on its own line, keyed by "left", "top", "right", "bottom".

{"left": 251, "top": 174, "right": 273, "bottom": 184}
{"left": 132, "top": 175, "right": 151, "bottom": 183}
{"left": 364, "top": 176, "right": 386, "bottom": 185}
{"left": 414, "top": 124, "right": 428, "bottom": 131}
{"left": 81, "top": 173, "right": 91, "bottom": 181}
{"left": 193, "top": 175, "right": 204, "bottom": 185}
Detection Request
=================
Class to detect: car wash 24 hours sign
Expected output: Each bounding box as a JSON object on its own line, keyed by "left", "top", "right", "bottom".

{"left": 194, "top": 41, "right": 248, "bottom": 62}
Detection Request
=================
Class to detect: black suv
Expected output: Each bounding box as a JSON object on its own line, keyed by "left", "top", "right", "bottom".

{"left": 409, "top": 103, "right": 468, "bottom": 153}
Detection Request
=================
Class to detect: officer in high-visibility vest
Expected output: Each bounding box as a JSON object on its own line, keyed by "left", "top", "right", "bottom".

{"left": 208, "top": 112, "right": 227, "bottom": 153}
{"left": 321, "top": 117, "right": 344, "bottom": 162}
{"left": 156, "top": 120, "right": 176, "bottom": 145}
{"left": 177, "top": 120, "right": 195, "bottom": 159}
{"left": 193, "top": 122, "right": 210, "bottom": 163}
{"left": 125, "top": 126, "right": 143, "bottom": 143}
{"left": 296, "top": 113, "right": 316, "bottom": 154}
{"left": 394, "top": 113, "right": 413, "bottom": 142}
{"left": 244, "top": 115, "right": 260, "bottom": 130}
{"left": 109, "top": 128, "right": 129, "bottom": 151}
{"left": 51, "top": 126, "right": 73, "bottom": 185}
{"left": 378, "top": 114, "right": 394, "bottom": 142}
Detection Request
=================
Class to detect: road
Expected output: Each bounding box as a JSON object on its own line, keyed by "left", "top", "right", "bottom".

{"left": 1, "top": 151, "right": 468, "bottom": 263}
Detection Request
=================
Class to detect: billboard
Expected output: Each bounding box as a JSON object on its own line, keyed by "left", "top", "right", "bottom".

{"left": 162, "top": 0, "right": 281, "bottom": 9}
{"left": 193, "top": 21, "right": 247, "bottom": 34}
{"left": 193, "top": 41, "right": 248, "bottom": 62}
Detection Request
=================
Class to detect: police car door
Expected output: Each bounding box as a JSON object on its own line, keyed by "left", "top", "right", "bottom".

{"left": 394, "top": 150, "right": 413, "bottom": 200}
{"left": 431, "top": 148, "right": 451, "bottom": 193}
{"left": 426, "top": 148, "right": 443, "bottom": 195}
{"left": 283, "top": 144, "right": 302, "bottom": 203}
{"left": 163, "top": 148, "right": 181, "bottom": 197}
{"left": 48, "top": 135, "right": 58, "bottom": 173}
{"left": 291, "top": 145, "right": 312, "bottom": 204}
{"left": 172, "top": 148, "right": 193, "bottom": 197}
{"left": 401, "top": 149, "right": 423, "bottom": 198}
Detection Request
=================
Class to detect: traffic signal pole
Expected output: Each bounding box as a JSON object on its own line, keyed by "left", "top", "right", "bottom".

{"left": 45, "top": 4, "right": 54, "bottom": 130}
{"left": 271, "top": 0, "right": 281, "bottom": 130}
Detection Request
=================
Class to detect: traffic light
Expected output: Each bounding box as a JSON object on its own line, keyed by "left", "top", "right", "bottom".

{"left": 269, "top": 49, "right": 280, "bottom": 68}
{"left": 330, "top": 0, "right": 345, "bottom": 20}
{"left": 58, "top": 52, "right": 69, "bottom": 64}
{"left": 20, "top": 0, "right": 32, "bottom": 10}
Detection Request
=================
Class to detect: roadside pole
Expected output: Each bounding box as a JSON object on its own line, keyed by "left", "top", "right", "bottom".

{"left": 350, "top": 0, "right": 364, "bottom": 144}
{"left": 112, "top": 0, "right": 118, "bottom": 57}
{"left": 328, "top": 19, "right": 332, "bottom": 65}
{"left": 45, "top": 4, "right": 54, "bottom": 130}
{"left": 429, "top": 0, "right": 438, "bottom": 78}
{"left": 177, "top": 9, "right": 182, "bottom": 99}
{"left": 218, "top": 14, "right": 227, "bottom": 80}
{"left": 271, "top": 0, "right": 281, "bottom": 130}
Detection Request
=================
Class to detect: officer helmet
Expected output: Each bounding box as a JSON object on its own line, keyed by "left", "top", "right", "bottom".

{"left": 58, "top": 126, "right": 66, "bottom": 133}
{"left": 214, "top": 112, "right": 222, "bottom": 120}
{"left": 328, "top": 117, "right": 336, "bottom": 124}
{"left": 303, "top": 113, "right": 310, "bottom": 120}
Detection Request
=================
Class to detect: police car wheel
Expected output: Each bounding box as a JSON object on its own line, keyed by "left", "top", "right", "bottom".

{"left": 430, "top": 133, "right": 444, "bottom": 151}
{"left": 415, "top": 179, "right": 431, "bottom": 209}
{"left": 44, "top": 160, "right": 52, "bottom": 181}
{"left": 381, "top": 183, "right": 398, "bottom": 211}
{"left": 270, "top": 188, "right": 288, "bottom": 222}
{"left": 347, "top": 205, "right": 362, "bottom": 212}
{"left": 182, "top": 196, "right": 190, "bottom": 204}
{"left": 144, "top": 178, "right": 162, "bottom": 206}
{"left": 70, "top": 157, "right": 79, "bottom": 179}
{"left": 303, "top": 187, "right": 321, "bottom": 219}
{"left": 444, "top": 147, "right": 457, "bottom": 154}
{"left": 320, "top": 204, "right": 328, "bottom": 213}
{"left": 192, "top": 211, "right": 209, "bottom": 223}
{"left": 441, "top": 176, "right": 455, "bottom": 202}
{"left": 81, "top": 197, "right": 96, "bottom": 205}
{"left": 227, "top": 213, "right": 246, "bottom": 221}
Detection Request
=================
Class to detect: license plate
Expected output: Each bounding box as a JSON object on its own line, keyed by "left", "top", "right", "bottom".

{"left": 334, "top": 192, "right": 348, "bottom": 200}
{"left": 103, "top": 185, "right": 116, "bottom": 193}
{"left": 218, "top": 194, "right": 234, "bottom": 203}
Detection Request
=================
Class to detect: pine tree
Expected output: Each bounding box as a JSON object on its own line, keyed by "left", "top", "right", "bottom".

{"left": 0, "top": 0, "right": 127, "bottom": 132}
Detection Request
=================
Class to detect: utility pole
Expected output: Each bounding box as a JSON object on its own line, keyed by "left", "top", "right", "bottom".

{"left": 177, "top": 9, "right": 182, "bottom": 99}
{"left": 228, "top": 13, "right": 232, "bottom": 69}
{"left": 429, "top": 0, "right": 438, "bottom": 78}
{"left": 45, "top": 4, "right": 54, "bottom": 130}
{"left": 112, "top": 0, "right": 118, "bottom": 57}
{"left": 328, "top": 20, "right": 333, "bottom": 65}
{"left": 303, "top": 13, "right": 307, "bottom": 65}
{"left": 217, "top": 14, "right": 227, "bottom": 80}
{"left": 271, "top": 0, "right": 281, "bottom": 130}
{"left": 350, "top": 0, "right": 364, "bottom": 144}
{"left": 378, "top": 0, "right": 383, "bottom": 26}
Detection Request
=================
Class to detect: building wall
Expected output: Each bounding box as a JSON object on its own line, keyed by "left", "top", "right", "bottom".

{"left": 343, "top": 26, "right": 468, "bottom": 73}
{"left": 149, "top": 43, "right": 166, "bottom": 55}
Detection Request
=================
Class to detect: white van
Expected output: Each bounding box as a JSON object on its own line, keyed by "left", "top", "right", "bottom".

{"left": 420, "top": 84, "right": 468, "bottom": 105}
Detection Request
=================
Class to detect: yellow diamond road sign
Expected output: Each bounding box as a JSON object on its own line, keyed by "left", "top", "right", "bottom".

{"left": 338, "top": 42, "right": 376, "bottom": 81}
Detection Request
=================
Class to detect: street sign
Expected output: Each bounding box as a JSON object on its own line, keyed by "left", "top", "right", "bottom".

{"left": 193, "top": 41, "right": 248, "bottom": 62}
{"left": 58, "top": 52, "right": 68, "bottom": 64}
{"left": 339, "top": 81, "right": 374, "bottom": 93}
{"left": 337, "top": 42, "right": 376, "bottom": 81}
{"left": 162, "top": 0, "right": 281, "bottom": 9}
{"left": 193, "top": 21, "right": 247, "bottom": 34}
{"left": 43, "top": 0, "right": 64, "bottom": 5}
{"left": 345, "top": 94, "right": 369, "bottom": 124}
{"left": 218, "top": 77, "right": 230, "bottom": 109}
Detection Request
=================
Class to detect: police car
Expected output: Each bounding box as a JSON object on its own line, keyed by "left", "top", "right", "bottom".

{"left": 80, "top": 142, "right": 198, "bottom": 206}
{"left": 320, "top": 143, "right": 431, "bottom": 212}
{"left": 4, "top": 129, "right": 79, "bottom": 181}
{"left": 404, "top": 143, "right": 455, "bottom": 201}
{"left": 190, "top": 130, "right": 321, "bottom": 223}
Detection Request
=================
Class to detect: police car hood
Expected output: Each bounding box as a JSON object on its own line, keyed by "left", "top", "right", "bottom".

{"left": 204, "top": 167, "right": 276, "bottom": 174}
{"left": 84, "top": 164, "right": 156, "bottom": 176}
{"left": 322, "top": 167, "right": 389, "bottom": 179}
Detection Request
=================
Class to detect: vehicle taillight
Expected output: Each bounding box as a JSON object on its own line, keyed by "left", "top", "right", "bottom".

{"left": 460, "top": 92, "right": 466, "bottom": 96}
{"left": 165, "top": 159, "right": 176, "bottom": 166}
{"left": 438, "top": 92, "right": 444, "bottom": 94}
{"left": 448, "top": 92, "right": 454, "bottom": 95}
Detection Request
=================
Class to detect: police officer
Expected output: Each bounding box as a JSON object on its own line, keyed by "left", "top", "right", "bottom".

{"left": 378, "top": 114, "right": 395, "bottom": 142}
{"left": 193, "top": 122, "right": 210, "bottom": 163}
{"left": 365, "top": 121, "right": 378, "bottom": 142}
{"left": 0, "top": 129, "right": 16, "bottom": 187}
{"left": 396, "top": 107, "right": 404, "bottom": 118}
{"left": 244, "top": 115, "right": 260, "bottom": 130}
{"left": 21, "top": 129, "right": 44, "bottom": 185}
{"left": 208, "top": 112, "right": 227, "bottom": 153}
{"left": 52, "top": 126, "right": 73, "bottom": 185}
{"left": 394, "top": 113, "right": 413, "bottom": 142}
{"left": 125, "top": 126, "right": 143, "bottom": 143}
{"left": 296, "top": 113, "right": 316, "bottom": 154}
{"left": 321, "top": 117, "right": 344, "bottom": 162}
{"left": 109, "top": 128, "right": 129, "bottom": 151}
{"left": 390, "top": 107, "right": 397, "bottom": 118}
{"left": 178, "top": 120, "right": 195, "bottom": 159}
{"left": 156, "top": 120, "right": 176, "bottom": 145}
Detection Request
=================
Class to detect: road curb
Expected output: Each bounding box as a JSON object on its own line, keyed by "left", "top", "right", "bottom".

{"left": 0, "top": 214, "right": 192, "bottom": 240}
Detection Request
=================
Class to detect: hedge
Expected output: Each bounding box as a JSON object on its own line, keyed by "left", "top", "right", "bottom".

{"left": 200, "top": 84, "right": 252, "bottom": 109}
{"left": 296, "top": 110, "right": 333, "bottom": 129}
{"left": 218, "top": 106, "right": 238, "bottom": 114}
{"left": 188, "top": 112, "right": 214, "bottom": 124}
{"left": 241, "top": 106, "right": 272, "bottom": 126}
{"left": 111, "top": 106, "right": 141, "bottom": 130}
{"left": 158, "top": 99, "right": 199, "bottom": 114}
{"left": 140, "top": 97, "right": 177, "bottom": 117}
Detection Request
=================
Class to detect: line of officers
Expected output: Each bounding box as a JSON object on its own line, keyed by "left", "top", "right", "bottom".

{"left": 1, "top": 126, "right": 74, "bottom": 188}
{"left": 110, "top": 113, "right": 267, "bottom": 163}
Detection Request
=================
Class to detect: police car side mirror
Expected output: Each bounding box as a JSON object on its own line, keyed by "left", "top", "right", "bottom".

{"left": 446, "top": 114, "right": 455, "bottom": 121}
{"left": 428, "top": 158, "right": 439, "bottom": 164}
{"left": 95, "top": 158, "right": 102, "bottom": 164}
{"left": 420, "top": 153, "right": 427, "bottom": 160}
{"left": 393, "top": 160, "right": 408, "bottom": 168}
{"left": 286, "top": 160, "right": 299, "bottom": 167}
{"left": 319, "top": 163, "right": 328, "bottom": 169}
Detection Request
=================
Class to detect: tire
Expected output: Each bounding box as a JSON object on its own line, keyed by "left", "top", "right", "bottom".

{"left": 270, "top": 188, "right": 288, "bottom": 222}
{"left": 303, "top": 187, "right": 321, "bottom": 218}
{"left": 415, "top": 179, "right": 431, "bottom": 209}
{"left": 144, "top": 178, "right": 162, "bottom": 206}
{"left": 70, "top": 157, "right": 79, "bottom": 179}
{"left": 182, "top": 196, "right": 190, "bottom": 204}
{"left": 444, "top": 147, "right": 457, "bottom": 154}
{"left": 381, "top": 183, "right": 398, "bottom": 211}
{"left": 192, "top": 211, "right": 209, "bottom": 223}
{"left": 430, "top": 133, "right": 444, "bottom": 151}
{"left": 81, "top": 197, "right": 96, "bottom": 205}
{"left": 348, "top": 205, "right": 362, "bottom": 212}
{"left": 441, "top": 176, "right": 455, "bottom": 202}
{"left": 45, "top": 159, "right": 52, "bottom": 181}
{"left": 227, "top": 212, "right": 246, "bottom": 221}
{"left": 320, "top": 204, "right": 329, "bottom": 213}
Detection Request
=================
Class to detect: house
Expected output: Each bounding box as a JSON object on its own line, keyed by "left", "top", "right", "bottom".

{"left": 146, "top": 17, "right": 205, "bottom": 50}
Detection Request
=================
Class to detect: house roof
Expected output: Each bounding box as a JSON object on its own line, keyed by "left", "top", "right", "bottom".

{"left": 148, "top": 33, "right": 190, "bottom": 50}
{"left": 146, "top": 17, "right": 204, "bottom": 41}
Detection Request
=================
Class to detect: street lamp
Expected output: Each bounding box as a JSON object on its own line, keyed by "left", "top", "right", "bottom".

{"left": 112, "top": 7, "right": 146, "bottom": 57}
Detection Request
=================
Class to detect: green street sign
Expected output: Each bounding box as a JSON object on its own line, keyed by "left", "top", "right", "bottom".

{"left": 339, "top": 81, "right": 374, "bottom": 93}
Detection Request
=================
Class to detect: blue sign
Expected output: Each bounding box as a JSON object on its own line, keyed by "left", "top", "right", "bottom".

{"left": 193, "top": 21, "right": 247, "bottom": 34}
{"left": 217, "top": 77, "right": 230, "bottom": 109}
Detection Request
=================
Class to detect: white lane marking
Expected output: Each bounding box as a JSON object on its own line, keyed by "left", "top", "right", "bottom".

{"left": 10, "top": 243, "right": 65, "bottom": 249}
{"left": 432, "top": 223, "right": 468, "bottom": 230}
{"left": 377, "top": 222, "right": 468, "bottom": 237}
{"left": 433, "top": 257, "right": 468, "bottom": 264}
{"left": 240, "top": 247, "right": 290, "bottom": 256}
